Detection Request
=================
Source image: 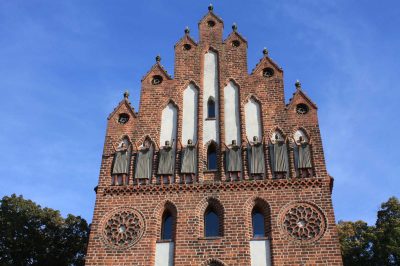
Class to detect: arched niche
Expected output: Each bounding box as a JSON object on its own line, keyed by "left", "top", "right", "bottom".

{"left": 294, "top": 129, "right": 309, "bottom": 143}
{"left": 224, "top": 81, "right": 240, "bottom": 144}
{"left": 160, "top": 103, "right": 177, "bottom": 146}
{"left": 182, "top": 84, "right": 198, "bottom": 144}
{"left": 203, "top": 50, "right": 219, "bottom": 144}
{"left": 245, "top": 98, "right": 262, "bottom": 140}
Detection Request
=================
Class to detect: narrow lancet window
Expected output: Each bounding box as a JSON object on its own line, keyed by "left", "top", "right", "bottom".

{"left": 207, "top": 97, "right": 216, "bottom": 119}
{"left": 252, "top": 208, "right": 265, "bottom": 238}
{"left": 207, "top": 142, "right": 217, "bottom": 170}
{"left": 161, "top": 211, "right": 173, "bottom": 240}
{"left": 205, "top": 208, "right": 219, "bottom": 237}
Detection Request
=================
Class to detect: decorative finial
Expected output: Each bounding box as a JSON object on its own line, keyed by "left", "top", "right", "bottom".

{"left": 123, "top": 90, "right": 130, "bottom": 99}
{"left": 263, "top": 47, "right": 269, "bottom": 56}
{"left": 232, "top": 23, "right": 237, "bottom": 32}
{"left": 155, "top": 55, "right": 161, "bottom": 62}
{"left": 184, "top": 26, "right": 190, "bottom": 34}
{"left": 208, "top": 3, "right": 213, "bottom": 11}
{"left": 295, "top": 80, "right": 302, "bottom": 90}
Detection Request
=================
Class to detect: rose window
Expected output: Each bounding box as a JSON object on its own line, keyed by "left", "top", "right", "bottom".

{"left": 101, "top": 208, "right": 145, "bottom": 249}
{"left": 279, "top": 202, "right": 326, "bottom": 242}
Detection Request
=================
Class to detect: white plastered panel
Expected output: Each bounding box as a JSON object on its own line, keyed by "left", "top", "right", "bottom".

{"left": 250, "top": 240, "right": 272, "bottom": 266}
{"left": 203, "top": 50, "right": 219, "bottom": 144}
{"left": 245, "top": 98, "right": 262, "bottom": 140}
{"left": 160, "top": 103, "right": 177, "bottom": 146}
{"left": 155, "top": 242, "right": 174, "bottom": 266}
{"left": 224, "top": 81, "right": 241, "bottom": 144}
{"left": 182, "top": 84, "right": 198, "bottom": 144}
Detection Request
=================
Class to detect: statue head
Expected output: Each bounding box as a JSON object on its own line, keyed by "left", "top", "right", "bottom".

{"left": 298, "top": 136, "right": 303, "bottom": 142}
{"left": 144, "top": 139, "right": 151, "bottom": 148}
{"left": 232, "top": 139, "right": 237, "bottom": 146}
{"left": 188, "top": 139, "right": 193, "bottom": 145}
{"left": 165, "top": 140, "right": 170, "bottom": 147}
{"left": 253, "top": 136, "right": 259, "bottom": 142}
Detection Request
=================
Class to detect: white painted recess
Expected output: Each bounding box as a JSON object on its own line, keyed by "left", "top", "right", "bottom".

{"left": 250, "top": 240, "right": 272, "bottom": 266}
{"left": 160, "top": 103, "right": 177, "bottom": 146}
{"left": 155, "top": 242, "right": 174, "bottom": 266}
{"left": 203, "top": 50, "right": 219, "bottom": 144}
{"left": 224, "top": 81, "right": 241, "bottom": 144}
{"left": 182, "top": 84, "right": 198, "bottom": 144}
{"left": 245, "top": 98, "right": 262, "bottom": 140}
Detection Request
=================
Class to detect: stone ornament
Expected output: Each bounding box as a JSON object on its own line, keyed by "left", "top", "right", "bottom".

{"left": 101, "top": 207, "right": 145, "bottom": 249}
{"left": 278, "top": 201, "right": 326, "bottom": 243}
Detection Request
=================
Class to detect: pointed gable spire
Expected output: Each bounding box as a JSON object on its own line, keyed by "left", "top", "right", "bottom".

{"left": 198, "top": 4, "right": 224, "bottom": 44}
{"left": 251, "top": 47, "right": 283, "bottom": 75}
{"left": 141, "top": 55, "right": 172, "bottom": 82}
{"left": 107, "top": 90, "right": 137, "bottom": 120}
{"left": 287, "top": 80, "right": 318, "bottom": 109}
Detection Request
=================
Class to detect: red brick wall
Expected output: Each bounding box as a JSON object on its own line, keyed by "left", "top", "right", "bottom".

{"left": 86, "top": 8, "right": 342, "bottom": 266}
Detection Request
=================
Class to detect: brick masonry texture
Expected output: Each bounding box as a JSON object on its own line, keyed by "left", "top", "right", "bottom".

{"left": 85, "top": 7, "right": 343, "bottom": 266}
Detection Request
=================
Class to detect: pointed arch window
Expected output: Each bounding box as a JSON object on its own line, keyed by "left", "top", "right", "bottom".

{"left": 252, "top": 207, "right": 266, "bottom": 238}
{"left": 207, "top": 97, "right": 216, "bottom": 119}
{"left": 205, "top": 207, "right": 220, "bottom": 237}
{"left": 161, "top": 210, "right": 173, "bottom": 240}
{"left": 207, "top": 142, "right": 217, "bottom": 170}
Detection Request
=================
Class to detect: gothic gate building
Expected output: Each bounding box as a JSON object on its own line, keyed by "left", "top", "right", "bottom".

{"left": 85, "top": 6, "right": 343, "bottom": 266}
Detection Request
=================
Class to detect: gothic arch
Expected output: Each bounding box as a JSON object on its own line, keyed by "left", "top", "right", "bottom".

{"left": 196, "top": 196, "right": 225, "bottom": 237}
{"left": 292, "top": 127, "right": 311, "bottom": 143}
{"left": 201, "top": 258, "right": 227, "bottom": 266}
{"left": 136, "top": 135, "right": 156, "bottom": 147}
{"left": 269, "top": 126, "right": 286, "bottom": 142}
{"left": 152, "top": 200, "right": 178, "bottom": 241}
{"left": 244, "top": 196, "right": 272, "bottom": 239}
{"left": 244, "top": 96, "right": 263, "bottom": 140}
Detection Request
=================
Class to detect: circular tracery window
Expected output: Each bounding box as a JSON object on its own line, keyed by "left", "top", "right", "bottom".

{"left": 101, "top": 207, "right": 145, "bottom": 249}
{"left": 296, "top": 103, "right": 309, "bottom": 115}
{"left": 207, "top": 20, "right": 216, "bottom": 27}
{"left": 118, "top": 113, "right": 129, "bottom": 124}
{"left": 278, "top": 202, "right": 326, "bottom": 243}
{"left": 151, "top": 75, "right": 163, "bottom": 85}
{"left": 183, "top": 43, "right": 192, "bottom": 51}
{"left": 262, "top": 67, "right": 274, "bottom": 78}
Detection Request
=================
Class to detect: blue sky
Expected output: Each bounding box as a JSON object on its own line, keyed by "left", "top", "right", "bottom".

{"left": 0, "top": 1, "right": 399, "bottom": 225}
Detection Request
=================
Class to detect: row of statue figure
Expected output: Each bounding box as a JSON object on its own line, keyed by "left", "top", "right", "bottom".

{"left": 109, "top": 133, "right": 313, "bottom": 186}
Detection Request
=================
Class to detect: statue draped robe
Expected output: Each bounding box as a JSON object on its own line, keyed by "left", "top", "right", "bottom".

{"left": 269, "top": 142, "right": 289, "bottom": 178}
{"left": 247, "top": 142, "right": 265, "bottom": 174}
{"left": 294, "top": 143, "right": 312, "bottom": 176}
{"left": 112, "top": 149, "right": 131, "bottom": 174}
{"left": 135, "top": 146, "right": 154, "bottom": 179}
{"left": 180, "top": 145, "right": 197, "bottom": 174}
{"left": 157, "top": 147, "right": 175, "bottom": 175}
{"left": 225, "top": 146, "right": 241, "bottom": 172}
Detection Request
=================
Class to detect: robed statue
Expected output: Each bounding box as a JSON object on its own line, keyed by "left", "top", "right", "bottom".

{"left": 134, "top": 139, "right": 154, "bottom": 182}
{"left": 269, "top": 134, "right": 289, "bottom": 179}
{"left": 222, "top": 140, "right": 242, "bottom": 181}
{"left": 293, "top": 136, "right": 313, "bottom": 178}
{"left": 157, "top": 140, "right": 175, "bottom": 184}
{"left": 111, "top": 138, "right": 131, "bottom": 185}
{"left": 180, "top": 139, "right": 198, "bottom": 183}
{"left": 246, "top": 136, "right": 266, "bottom": 178}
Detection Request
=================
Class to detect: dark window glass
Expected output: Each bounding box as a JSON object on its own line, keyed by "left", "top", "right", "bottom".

{"left": 161, "top": 212, "right": 173, "bottom": 240}
{"left": 252, "top": 210, "right": 265, "bottom": 238}
{"left": 207, "top": 144, "right": 217, "bottom": 170}
{"left": 207, "top": 98, "right": 216, "bottom": 118}
{"left": 205, "top": 210, "right": 219, "bottom": 237}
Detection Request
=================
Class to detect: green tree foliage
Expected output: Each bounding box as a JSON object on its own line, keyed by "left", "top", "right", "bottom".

{"left": 337, "top": 220, "right": 374, "bottom": 265}
{"left": 337, "top": 196, "right": 400, "bottom": 266}
{"left": 0, "top": 194, "right": 89, "bottom": 266}
{"left": 374, "top": 197, "right": 400, "bottom": 265}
